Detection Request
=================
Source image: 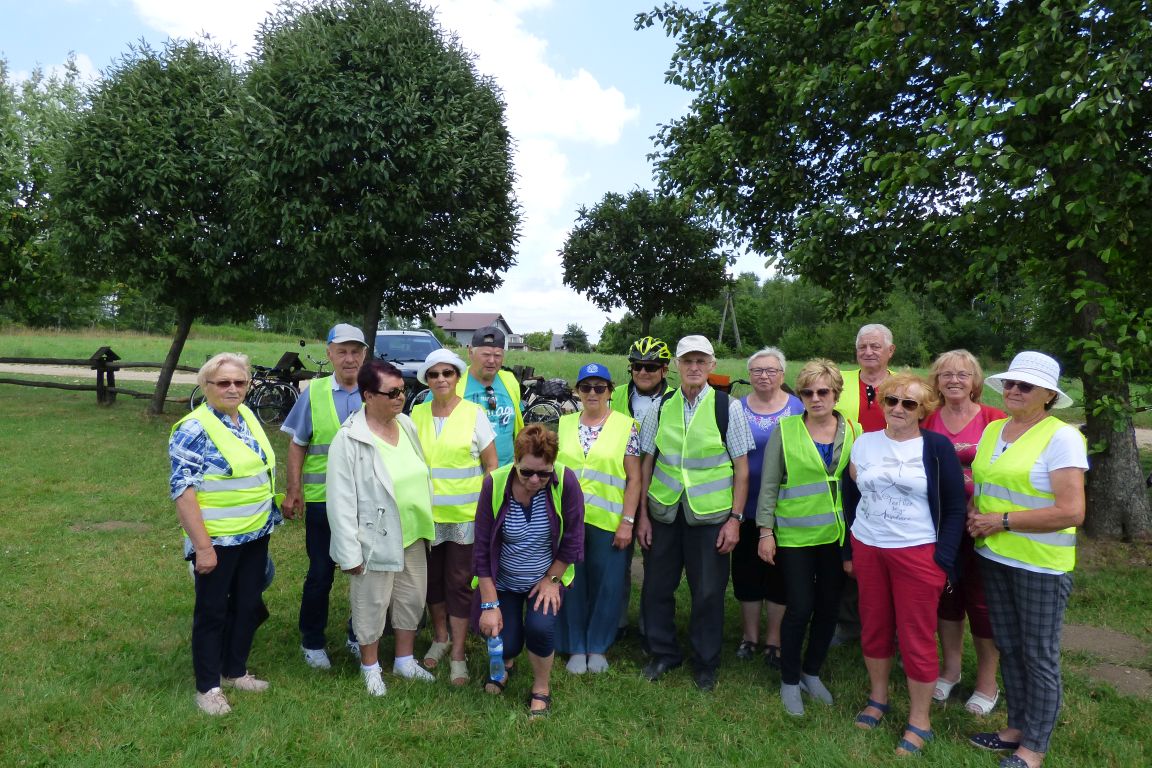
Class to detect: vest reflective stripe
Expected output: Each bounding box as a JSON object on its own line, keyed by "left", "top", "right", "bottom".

{"left": 303, "top": 381, "right": 341, "bottom": 503}
{"left": 650, "top": 388, "right": 734, "bottom": 517}
{"left": 482, "top": 465, "right": 575, "bottom": 586}
{"left": 172, "top": 404, "right": 275, "bottom": 538}
{"left": 972, "top": 416, "right": 1079, "bottom": 572}
{"left": 412, "top": 400, "right": 486, "bottom": 524}
{"left": 456, "top": 369, "right": 525, "bottom": 436}
{"left": 774, "top": 415, "right": 856, "bottom": 547}
{"left": 557, "top": 411, "right": 631, "bottom": 532}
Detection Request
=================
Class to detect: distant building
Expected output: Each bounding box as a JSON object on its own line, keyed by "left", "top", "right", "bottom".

{"left": 433, "top": 311, "right": 515, "bottom": 348}
{"left": 550, "top": 333, "right": 567, "bottom": 352}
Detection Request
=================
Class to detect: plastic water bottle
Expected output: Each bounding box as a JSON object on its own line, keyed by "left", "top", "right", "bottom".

{"left": 487, "top": 634, "right": 506, "bottom": 682}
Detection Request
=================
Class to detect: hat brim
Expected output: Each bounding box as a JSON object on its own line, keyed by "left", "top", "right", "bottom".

{"left": 416, "top": 355, "right": 467, "bottom": 385}
{"left": 985, "top": 372, "right": 1074, "bottom": 409}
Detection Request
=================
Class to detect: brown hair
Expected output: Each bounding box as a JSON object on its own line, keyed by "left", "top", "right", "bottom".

{"left": 514, "top": 423, "right": 558, "bottom": 464}
{"left": 878, "top": 372, "right": 938, "bottom": 420}
{"left": 928, "top": 349, "right": 985, "bottom": 403}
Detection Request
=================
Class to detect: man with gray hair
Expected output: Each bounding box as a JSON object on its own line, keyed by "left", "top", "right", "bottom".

{"left": 836, "top": 323, "right": 895, "bottom": 434}
{"left": 635, "top": 335, "right": 753, "bottom": 691}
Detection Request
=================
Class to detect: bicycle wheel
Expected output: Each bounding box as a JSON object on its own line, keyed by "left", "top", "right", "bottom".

{"left": 188, "top": 385, "right": 205, "bottom": 411}
{"left": 523, "top": 400, "right": 563, "bottom": 431}
{"left": 252, "top": 383, "right": 298, "bottom": 425}
{"left": 405, "top": 386, "right": 432, "bottom": 413}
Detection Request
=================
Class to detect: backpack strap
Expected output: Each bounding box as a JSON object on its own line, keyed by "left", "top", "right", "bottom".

{"left": 714, "top": 389, "right": 730, "bottom": 451}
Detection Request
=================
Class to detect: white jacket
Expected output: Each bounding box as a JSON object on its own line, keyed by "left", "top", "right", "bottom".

{"left": 326, "top": 409, "right": 431, "bottom": 572}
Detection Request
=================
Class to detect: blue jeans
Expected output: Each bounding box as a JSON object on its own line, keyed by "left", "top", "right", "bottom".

{"left": 497, "top": 588, "right": 560, "bottom": 659}
{"left": 299, "top": 502, "right": 354, "bottom": 650}
{"left": 557, "top": 525, "right": 628, "bottom": 654}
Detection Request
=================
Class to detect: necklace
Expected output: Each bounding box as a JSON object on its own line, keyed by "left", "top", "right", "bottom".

{"left": 581, "top": 410, "right": 610, "bottom": 428}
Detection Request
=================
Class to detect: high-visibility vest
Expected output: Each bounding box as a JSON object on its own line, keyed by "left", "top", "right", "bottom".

{"left": 302, "top": 379, "right": 341, "bottom": 503}
{"left": 835, "top": 369, "right": 890, "bottom": 425}
{"left": 172, "top": 404, "right": 275, "bottom": 538}
{"left": 611, "top": 380, "right": 673, "bottom": 422}
{"left": 557, "top": 411, "right": 631, "bottom": 532}
{"left": 456, "top": 369, "right": 524, "bottom": 436}
{"left": 411, "top": 399, "right": 486, "bottom": 523}
{"left": 484, "top": 464, "right": 575, "bottom": 586}
{"left": 972, "top": 416, "right": 1079, "bottom": 572}
{"left": 649, "top": 388, "right": 733, "bottom": 518}
{"left": 774, "top": 415, "right": 858, "bottom": 547}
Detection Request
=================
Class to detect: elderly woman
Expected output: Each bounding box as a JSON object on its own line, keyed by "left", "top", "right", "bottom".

{"left": 474, "top": 424, "right": 584, "bottom": 717}
{"left": 170, "top": 353, "right": 281, "bottom": 716}
{"left": 923, "top": 350, "right": 1006, "bottom": 714}
{"left": 966, "top": 352, "right": 1087, "bottom": 768}
{"left": 412, "top": 349, "right": 497, "bottom": 685}
{"left": 556, "top": 362, "right": 641, "bottom": 674}
{"left": 735, "top": 347, "right": 803, "bottom": 667}
{"left": 844, "top": 372, "right": 966, "bottom": 755}
{"left": 327, "top": 360, "right": 436, "bottom": 696}
{"left": 757, "top": 359, "right": 859, "bottom": 716}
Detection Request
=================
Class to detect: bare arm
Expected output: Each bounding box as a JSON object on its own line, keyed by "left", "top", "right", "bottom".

{"left": 636, "top": 452, "right": 656, "bottom": 549}
{"left": 281, "top": 441, "right": 308, "bottom": 519}
{"left": 968, "top": 467, "right": 1085, "bottom": 537}
{"left": 614, "top": 453, "right": 642, "bottom": 548}
{"left": 175, "top": 488, "right": 217, "bottom": 574}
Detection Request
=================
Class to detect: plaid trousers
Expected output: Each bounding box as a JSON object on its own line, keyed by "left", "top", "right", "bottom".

{"left": 979, "top": 555, "right": 1073, "bottom": 754}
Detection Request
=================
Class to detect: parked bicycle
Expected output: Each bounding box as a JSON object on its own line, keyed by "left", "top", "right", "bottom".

{"left": 187, "top": 341, "right": 329, "bottom": 425}
{"left": 520, "top": 375, "right": 581, "bottom": 431}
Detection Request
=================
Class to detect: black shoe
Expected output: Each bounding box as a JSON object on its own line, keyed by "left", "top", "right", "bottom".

{"left": 641, "top": 657, "right": 682, "bottom": 682}
{"left": 763, "top": 644, "right": 781, "bottom": 670}
{"left": 736, "top": 640, "right": 759, "bottom": 660}
{"left": 694, "top": 668, "right": 717, "bottom": 692}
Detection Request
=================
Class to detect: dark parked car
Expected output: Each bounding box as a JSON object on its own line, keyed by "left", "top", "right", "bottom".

{"left": 374, "top": 330, "right": 444, "bottom": 412}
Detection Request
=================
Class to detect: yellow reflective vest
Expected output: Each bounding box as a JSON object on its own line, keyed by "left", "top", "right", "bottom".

{"left": 302, "top": 379, "right": 340, "bottom": 503}
{"left": 650, "top": 388, "right": 733, "bottom": 519}
{"left": 775, "top": 415, "right": 859, "bottom": 547}
{"left": 972, "top": 416, "right": 1079, "bottom": 572}
{"left": 172, "top": 404, "right": 275, "bottom": 538}
{"left": 456, "top": 369, "right": 524, "bottom": 436}
{"left": 557, "top": 411, "right": 631, "bottom": 532}
{"left": 481, "top": 464, "right": 575, "bottom": 586}
{"left": 411, "top": 399, "right": 486, "bottom": 523}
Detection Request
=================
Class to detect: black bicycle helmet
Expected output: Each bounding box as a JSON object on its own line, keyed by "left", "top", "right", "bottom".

{"left": 628, "top": 336, "right": 672, "bottom": 363}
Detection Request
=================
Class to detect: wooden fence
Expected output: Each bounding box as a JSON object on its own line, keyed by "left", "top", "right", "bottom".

{"left": 0, "top": 346, "right": 198, "bottom": 405}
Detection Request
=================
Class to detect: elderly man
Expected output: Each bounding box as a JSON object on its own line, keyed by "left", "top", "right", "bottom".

{"left": 456, "top": 325, "right": 523, "bottom": 466}
{"left": 281, "top": 323, "right": 367, "bottom": 669}
{"left": 836, "top": 323, "right": 896, "bottom": 434}
{"left": 635, "top": 335, "right": 753, "bottom": 691}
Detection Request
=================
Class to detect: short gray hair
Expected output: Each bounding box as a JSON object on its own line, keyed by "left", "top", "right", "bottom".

{"left": 747, "top": 346, "right": 786, "bottom": 372}
{"left": 856, "top": 323, "right": 893, "bottom": 347}
{"left": 197, "top": 352, "right": 251, "bottom": 389}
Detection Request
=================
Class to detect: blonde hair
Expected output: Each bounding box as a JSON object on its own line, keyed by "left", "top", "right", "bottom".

{"left": 197, "top": 352, "right": 251, "bottom": 389}
{"left": 878, "top": 372, "right": 938, "bottom": 420}
{"left": 928, "top": 349, "right": 985, "bottom": 403}
{"left": 795, "top": 359, "right": 844, "bottom": 399}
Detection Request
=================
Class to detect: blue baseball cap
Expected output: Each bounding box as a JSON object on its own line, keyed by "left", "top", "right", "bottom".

{"left": 576, "top": 362, "right": 613, "bottom": 385}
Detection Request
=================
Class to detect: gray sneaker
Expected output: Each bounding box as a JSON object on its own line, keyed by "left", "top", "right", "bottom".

{"left": 800, "top": 674, "right": 834, "bottom": 705}
{"left": 195, "top": 687, "right": 232, "bottom": 715}
{"left": 781, "top": 683, "right": 805, "bottom": 716}
{"left": 302, "top": 646, "right": 332, "bottom": 670}
{"left": 222, "top": 673, "right": 269, "bottom": 692}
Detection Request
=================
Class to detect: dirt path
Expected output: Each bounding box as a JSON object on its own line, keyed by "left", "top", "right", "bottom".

{"left": 0, "top": 363, "right": 197, "bottom": 384}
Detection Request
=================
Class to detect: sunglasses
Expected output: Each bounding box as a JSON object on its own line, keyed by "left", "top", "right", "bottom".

{"left": 368, "top": 387, "right": 405, "bottom": 399}
{"left": 577, "top": 383, "right": 609, "bottom": 394}
{"left": 865, "top": 383, "right": 877, "bottom": 405}
{"left": 207, "top": 379, "right": 248, "bottom": 389}
{"left": 516, "top": 466, "right": 552, "bottom": 480}
{"left": 882, "top": 395, "right": 920, "bottom": 410}
{"left": 797, "top": 387, "right": 832, "bottom": 399}
{"left": 1001, "top": 379, "right": 1036, "bottom": 393}
{"left": 426, "top": 369, "right": 458, "bottom": 380}
{"left": 630, "top": 362, "right": 663, "bottom": 373}
{"left": 484, "top": 385, "right": 497, "bottom": 411}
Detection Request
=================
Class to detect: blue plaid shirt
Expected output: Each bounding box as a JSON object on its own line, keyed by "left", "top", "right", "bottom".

{"left": 170, "top": 404, "right": 282, "bottom": 556}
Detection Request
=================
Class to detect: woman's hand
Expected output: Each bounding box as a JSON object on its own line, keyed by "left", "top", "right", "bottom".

{"left": 193, "top": 546, "right": 218, "bottom": 575}
{"left": 479, "top": 607, "right": 503, "bottom": 638}
{"left": 843, "top": 560, "right": 855, "bottom": 578}
{"left": 613, "top": 521, "right": 634, "bottom": 549}
{"left": 530, "top": 577, "right": 562, "bottom": 616}
{"left": 967, "top": 508, "right": 1001, "bottom": 539}
{"left": 757, "top": 533, "right": 776, "bottom": 565}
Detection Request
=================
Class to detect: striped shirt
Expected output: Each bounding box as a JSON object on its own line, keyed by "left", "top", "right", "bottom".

{"left": 495, "top": 490, "right": 552, "bottom": 592}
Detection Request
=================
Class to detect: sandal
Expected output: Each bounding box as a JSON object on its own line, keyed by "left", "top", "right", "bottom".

{"left": 449, "top": 658, "right": 469, "bottom": 686}
{"left": 895, "top": 723, "right": 934, "bottom": 756}
{"left": 422, "top": 640, "right": 450, "bottom": 669}
{"left": 965, "top": 689, "right": 999, "bottom": 715}
{"left": 482, "top": 673, "right": 506, "bottom": 695}
{"left": 932, "top": 674, "right": 961, "bottom": 702}
{"left": 854, "top": 698, "right": 890, "bottom": 729}
{"left": 527, "top": 691, "right": 552, "bottom": 718}
{"left": 736, "top": 640, "right": 759, "bottom": 660}
{"left": 763, "top": 644, "right": 781, "bottom": 670}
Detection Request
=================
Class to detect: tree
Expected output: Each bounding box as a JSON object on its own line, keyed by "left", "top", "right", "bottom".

{"left": 641, "top": 0, "right": 1152, "bottom": 539}
{"left": 560, "top": 189, "right": 731, "bottom": 336}
{"left": 562, "top": 323, "right": 591, "bottom": 353}
{"left": 240, "top": 0, "right": 520, "bottom": 343}
{"left": 52, "top": 40, "right": 266, "bottom": 414}
{"left": 524, "top": 330, "right": 554, "bottom": 351}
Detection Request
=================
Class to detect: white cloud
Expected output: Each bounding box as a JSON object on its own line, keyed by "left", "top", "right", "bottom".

{"left": 130, "top": 0, "right": 273, "bottom": 60}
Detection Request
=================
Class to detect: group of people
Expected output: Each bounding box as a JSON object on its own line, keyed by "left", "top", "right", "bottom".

{"left": 169, "top": 322, "right": 1087, "bottom": 768}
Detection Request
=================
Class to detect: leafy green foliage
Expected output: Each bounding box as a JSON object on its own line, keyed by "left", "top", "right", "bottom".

{"left": 562, "top": 323, "right": 591, "bottom": 353}
{"left": 523, "top": 329, "right": 554, "bottom": 351}
{"left": 560, "top": 189, "right": 731, "bottom": 335}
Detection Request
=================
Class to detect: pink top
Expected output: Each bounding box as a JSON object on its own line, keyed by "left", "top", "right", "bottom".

{"left": 921, "top": 403, "right": 1006, "bottom": 498}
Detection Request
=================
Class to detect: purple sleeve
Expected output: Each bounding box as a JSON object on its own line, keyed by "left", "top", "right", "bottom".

{"left": 473, "top": 475, "right": 496, "bottom": 578}
{"left": 556, "top": 467, "right": 585, "bottom": 565}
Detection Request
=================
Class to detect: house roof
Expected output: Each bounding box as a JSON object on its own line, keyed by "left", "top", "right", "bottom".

{"left": 434, "top": 312, "right": 512, "bottom": 333}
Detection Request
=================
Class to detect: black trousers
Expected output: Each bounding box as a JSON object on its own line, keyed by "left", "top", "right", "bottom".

{"left": 776, "top": 542, "right": 845, "bottom": 685}
{"left": 640, "top": 506, "right": 729, "bottom": 673}
{"left": 192, "top": 534, "right": 270, "bottom": 693}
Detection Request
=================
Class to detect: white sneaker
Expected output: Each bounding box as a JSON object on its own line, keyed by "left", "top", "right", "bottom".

{"left": 347, "top": 638, "right": 361, "bottom": 660}
{"left": 221, "top": 673, "right": 269, "bottom": 692}
{"left": 302, "top": 646, "right": 332, "bottom": 670}
{"left": 393, "top": 658, "right": 435, "bottom": 682}
{"left": 362, "top": 666, "right": 387, "bottom": 696}
{"left": 195, "top": 687, "right": 232, "bottom": 715}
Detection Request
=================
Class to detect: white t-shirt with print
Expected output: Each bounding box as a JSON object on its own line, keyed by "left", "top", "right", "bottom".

{"left": 850, "top": 432, "right": 936, "bottom": 548}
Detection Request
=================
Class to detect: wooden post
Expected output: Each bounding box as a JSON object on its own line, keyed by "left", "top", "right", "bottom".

{"left": 89, "top": 346, "right": 121, "bottom": 406}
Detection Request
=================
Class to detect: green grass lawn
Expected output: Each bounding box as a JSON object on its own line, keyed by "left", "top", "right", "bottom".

{"left": 1, "top": 385, "right": 1150, "bottom": 766}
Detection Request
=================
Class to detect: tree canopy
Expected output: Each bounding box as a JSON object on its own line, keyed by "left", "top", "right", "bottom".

{"left": 560, "top": 189, "right": 730, "bottom": 336}
{"left": 240, "top": 0, "right": 520, "bottom": 341}
{"left": 639, "top": 0, "right": 1152, "bottom": 538}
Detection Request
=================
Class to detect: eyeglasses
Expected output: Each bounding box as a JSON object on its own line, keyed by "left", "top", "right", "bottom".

{"left": 426, "top": 369, "right": 458, "bottom": 380}
{"left": 367, "top": 387, "right": 405, "bottom": 399}
{"left": 516, "top": 466, "right": 552, "bottom": 480}
{"left": 484, "top": 385, "right": 497, "bottom": 411}
{"left": 207, "top": 379, "right": 248, "bottom": 389}
{"left": 679, "top": 357, "right": 711, "bottom": 369}
{"left": 797, "top": 388, "right": 832, "bottom": 399}
{"left": 1001, "top": 379, "right": 1035, "bottom": 394}
{"left": 749, "top": 367, "right": 783, "bottom": 378}
{"left": 577, "top": 383, "right": 609, "bottom": 394}
{"left": 882, "top": 395, "right": 920, "bottom": 410}
{"left": 939, "top": 371, "right": 973, "bottom": 381}
{"left": 630, "top": 362, "right": 663, "bottom": 374}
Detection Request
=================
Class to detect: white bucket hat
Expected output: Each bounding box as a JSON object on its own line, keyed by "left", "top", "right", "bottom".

{"left": 416, "top": 348, "right": 467, "bottom": 385}
{"left": 985, "top": 351, "right": 1074, "bottom": 409}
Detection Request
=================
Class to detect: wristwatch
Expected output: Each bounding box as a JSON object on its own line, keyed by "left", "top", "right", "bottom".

{"left": 622, "top": 515, "right": 636, "bottom": 525}
{"left": 549, "top": 575, "right": 561, "bottom": 585}
{"left": 729, "top": 512, "right": 743, "bottom": 522}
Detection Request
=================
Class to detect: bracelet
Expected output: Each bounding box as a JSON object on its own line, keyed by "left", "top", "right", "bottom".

{"left": 621, "top": 515, "right": 636, "bottom": 525}
{"left": 480, "top": 600, "right": 500, "bottom": 610}
{"left": 1002, "top": 513, "right": 1011, "bottom": 532}
{"left": 759, "top": 531, "right": 774, "bottom": 539}
{"left": 729, "top": 512, "right": 743, "bottom": 522}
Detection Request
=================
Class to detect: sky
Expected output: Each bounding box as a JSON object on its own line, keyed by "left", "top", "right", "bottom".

{"left": 2, "top": 0, "right": 768, "bottom": 341}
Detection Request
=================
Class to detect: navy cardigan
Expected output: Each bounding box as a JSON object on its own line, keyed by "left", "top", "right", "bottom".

{"left": 841, "top": 429, "right": 967, "bottom": 581}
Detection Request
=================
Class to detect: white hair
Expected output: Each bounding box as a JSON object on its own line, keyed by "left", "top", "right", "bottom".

{"left": 856, "top": 323, "right": 893, "bottom": 347}
{"left": 747, "top": 346, "right": 787, "bottom": 371}
{"left": 197, "top": 352, "right": 251, "bottom": 389}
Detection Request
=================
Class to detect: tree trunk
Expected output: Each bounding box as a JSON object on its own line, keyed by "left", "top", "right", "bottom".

{"left": 360, "top": 290, "right": 382, "bottom": 357}
{"left": 149, "top": 308, "right": 195, "bottom": 416}
{"left": 1081, "top": 380, "right": 1152, "bottom": 541}
{"left": 640, "top": 314, "right": 652, "bottom": 336}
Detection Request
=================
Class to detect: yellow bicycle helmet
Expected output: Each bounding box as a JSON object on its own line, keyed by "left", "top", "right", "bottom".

{"left": 628, "top": 336, "right": 672, "bottom": 362}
